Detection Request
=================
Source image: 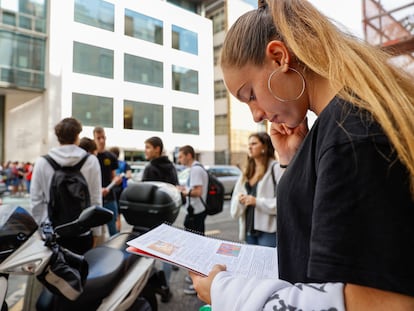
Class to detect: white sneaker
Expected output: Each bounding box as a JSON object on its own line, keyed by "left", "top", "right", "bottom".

{"left": 183, "top": 284, "right": 197, "bottom": 295}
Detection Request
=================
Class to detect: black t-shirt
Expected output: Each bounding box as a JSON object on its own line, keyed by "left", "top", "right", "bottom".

{"left": 142, "top": 156, "right": 179, "bottom": 186}
{"left": 277, "top": 97, "right": 414, "bottom": 296}
{"left": 97, "top": 150, "right": 118, "bottom": 202}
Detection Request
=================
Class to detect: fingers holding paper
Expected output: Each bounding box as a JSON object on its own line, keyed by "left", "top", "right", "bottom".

{"left": 190, "top": 264, "right": 227, "bottom": 304}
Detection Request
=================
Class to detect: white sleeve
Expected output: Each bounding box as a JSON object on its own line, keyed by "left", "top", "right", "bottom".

{"left": 211, "top": 272, "right": 345, "bottom": 311}
{"left": 85, "top": 156, "right": 102, "bottom": 207}
{"left": 230, "top": 175, "right": 246, "bottom": 219}
{"left": 30, "top": 158, "right": 48, "bottom": 224}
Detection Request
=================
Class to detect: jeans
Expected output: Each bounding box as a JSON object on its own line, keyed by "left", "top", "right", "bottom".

{"left": 246, "top": 231, "right": 277, "bottom": 247}
{"left": 104, "top": 200, "right": 119, "bottom": 236}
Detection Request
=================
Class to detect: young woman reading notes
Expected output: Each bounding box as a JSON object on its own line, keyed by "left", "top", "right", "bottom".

{"left": 190, "top": 0, "right": 414, "bottom": 310}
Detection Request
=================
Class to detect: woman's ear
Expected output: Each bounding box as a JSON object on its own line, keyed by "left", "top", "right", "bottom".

{"left": 266, "top": 40, "right": 290, "bottom": 68}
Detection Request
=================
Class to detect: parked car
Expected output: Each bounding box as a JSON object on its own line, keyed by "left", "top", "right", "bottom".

{"left": 178, "top": 164, "right": 242, "bottom": 197}
{"left": 128, "top": 162, "right": 148, "bottom": 183}
{"left": 205, "top": 165, "right": 241, "bottom": 196}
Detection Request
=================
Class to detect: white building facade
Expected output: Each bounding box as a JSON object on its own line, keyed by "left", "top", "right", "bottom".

{"left": 1, "top": 0, "right": 214, "bottom": 164}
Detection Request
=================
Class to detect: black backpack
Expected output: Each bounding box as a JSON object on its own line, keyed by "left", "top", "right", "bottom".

{"left": 43, "top": 154, "right": 91, "bottom": 228}
{"left": 194, "top": 164, "right": 225, "bottom": 215}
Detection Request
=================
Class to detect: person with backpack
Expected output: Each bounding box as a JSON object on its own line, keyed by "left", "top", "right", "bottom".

{"left": 230, "top": 132, "right": 284, "bottom": 247}
{"left": 177, "top": 145, "right": 209, "bottom": 295}
{"left": 31, "top": 117, "right": 102, "bottom": 254}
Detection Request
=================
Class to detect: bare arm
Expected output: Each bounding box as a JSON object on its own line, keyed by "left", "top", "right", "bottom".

{"left": 182, "top": 185, "right": 203, "bottom": 197}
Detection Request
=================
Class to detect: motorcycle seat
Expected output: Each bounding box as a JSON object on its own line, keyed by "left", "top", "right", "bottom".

{"left": 78, "top": 246, "right": 125, "bottom": 301}
{"left": 101, "top": 231, "right": 141, "bottom": 272}
{"left": 36, "top": 246, "right": 125, "bottom": 310}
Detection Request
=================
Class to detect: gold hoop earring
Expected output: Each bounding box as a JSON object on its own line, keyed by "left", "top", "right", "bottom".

{"left": 267, "top": 67, "right": 306, "bottom": 102}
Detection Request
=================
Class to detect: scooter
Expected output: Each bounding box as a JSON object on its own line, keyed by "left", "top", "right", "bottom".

{"left": 0, "top": 181, "right": 182, "bottom": 311}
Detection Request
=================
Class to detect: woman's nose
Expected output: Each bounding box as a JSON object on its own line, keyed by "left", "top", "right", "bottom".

{"left": 250, "top": 105, "right": 265, "bottom": 123}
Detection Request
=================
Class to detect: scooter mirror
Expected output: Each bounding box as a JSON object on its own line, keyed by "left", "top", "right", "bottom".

{"left": 78, "top": 206, "right": 113, "bottom": 229}
{"left": 55, "top": 206, "right": 113, "bottom": 237}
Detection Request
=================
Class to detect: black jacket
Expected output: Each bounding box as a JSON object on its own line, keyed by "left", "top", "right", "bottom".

{"left": 141, "top": 156, "right": 178, "bottom": 185}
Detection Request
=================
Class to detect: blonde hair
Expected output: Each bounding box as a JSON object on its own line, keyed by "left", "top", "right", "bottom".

{"left": 221, "top": 0, "right": 414, "bottom": 193}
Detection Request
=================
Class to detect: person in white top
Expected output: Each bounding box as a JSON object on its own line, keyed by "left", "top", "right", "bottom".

{"left": 31, "top": 117, "right": 102, "bottom": 254}
{"left": 231, "top": 132, "right": 284, "bottom": 247}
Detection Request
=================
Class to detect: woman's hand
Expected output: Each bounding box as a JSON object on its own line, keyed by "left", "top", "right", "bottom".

{"left": 270, "top": 118, "right": 309, "bottom": 165}
{"left": 239, "top": 194, "right": 256, "bottom": 206}
{"left": 190, "top": 264, "right": 227, "bottom": 304}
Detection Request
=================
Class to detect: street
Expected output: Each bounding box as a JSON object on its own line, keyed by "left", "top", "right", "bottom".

{"left": 2, "top": 195, "right": 239, "bottom": 311}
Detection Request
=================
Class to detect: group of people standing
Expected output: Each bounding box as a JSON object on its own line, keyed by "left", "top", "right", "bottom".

{"left": 1, "top": 160, "right": 33, "bottom": 195}
{"left": 28, "top": 116, "right": 214, "bottom": 301}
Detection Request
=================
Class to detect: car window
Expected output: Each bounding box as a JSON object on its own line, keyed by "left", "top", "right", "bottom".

{"left": 207, "top": 166, "right": 241, "bottom": 177}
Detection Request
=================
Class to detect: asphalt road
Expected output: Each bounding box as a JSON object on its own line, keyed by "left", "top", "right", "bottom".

{"left": 2, "top": 195, "right": 239, "bottom": 311}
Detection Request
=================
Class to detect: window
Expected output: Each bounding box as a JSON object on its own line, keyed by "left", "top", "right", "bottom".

{"left": 73, "top": 42, "right": 114, "bottom": 79}
{"left": 166, "top": 0, "right": 198, "bottom": 13}
{"left": 124, "top": 54, "right": 163, "bottom": 87}
{"left": 213, "top": 44, "right": 222, "bottom": 66}
{"left": 214, "top": 80, "right": 227, "bottom": 99}
{"left": 0, "top": 31, "right": 45, "bottom": 89}
{"left": 124, "top": 100, "right": 163, "bottom": 132}
{"left": 1, "top": 0, "right": 47, "bottom": 33}
{"left": 207, "top": 7, "right": 225, "bottom": 34}
{"left": 172, "top": 65, "right": 198, "bottom": 94}
{"left": 74, "top": 0, "right": 114, "bottom": 31}
{"left": 215, "top": 114, "right": 228, "bottom": 135}
{"left": 72, "top": 93, "right": 113, "bottom": 127}
{"left": 172, "top": 25, "right": 198, "bottom": 55}
{"left": 124, "top": 9, "right": 163, "bottom": 45}
{"left": 2, "top": 11, "right": 16, "bottom": 26}
{"left": 172, "top": 107, "right": 199, "bottom": 135}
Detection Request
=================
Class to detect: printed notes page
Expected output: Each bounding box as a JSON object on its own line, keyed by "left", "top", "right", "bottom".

{"left": 127, "top": 223, "right": 278, "bottom": 278}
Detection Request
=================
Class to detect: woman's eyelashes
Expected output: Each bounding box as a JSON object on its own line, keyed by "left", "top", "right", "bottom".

{"left": 248, "top": 91, "right": 256, "bottom": 102}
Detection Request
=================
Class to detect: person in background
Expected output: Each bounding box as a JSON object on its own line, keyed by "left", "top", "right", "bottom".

{"left": 24, "top": 162, "right": 33, "bottom": 194}
{"left": 230, "top": 132, "right": 283, "bottom": 247}
{"left": 109, "top": 146, "right": 132, "bottom": 232}
{"left": 79, "top": 136, "right": 98, "bottom": 155}
{"left": 93, "top": 126, "right": 121, "bottom": 237}
{"left": 190, "top": 0, "right": 414, "bottom": 310}
{"left": 31, "top": 117, "right": 102, "bottom": 254}
{"left": 141, "top": 136, "right": 178, "bottom": 302}
{"left": 178, "top": 145, "right": 208, "bottom": 295}
{"left": 142, "top": 136, "right": 178, "bottom": 186}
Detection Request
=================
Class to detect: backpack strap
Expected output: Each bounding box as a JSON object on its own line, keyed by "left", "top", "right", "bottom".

{"left": 271, "top": 162, "right": 277, "bottom": 196}
{"left": 73, "top": 154, "right": 89, "bottom": 170}
{"left": 271, "top": 162, "right": 276, "bottom": 186}
{"left": 43, "top": 154, "right": 89, "bottom": 170}
{"left": 43, "top": 155, "right": 61, "bottom": 171}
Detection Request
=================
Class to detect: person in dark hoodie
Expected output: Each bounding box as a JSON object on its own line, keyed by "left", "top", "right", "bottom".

{"left": 141, "top": 136, "right": 178, "bottom": 303}
{"left": 142, "top": 136, "right": 179, "bottom": 186}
